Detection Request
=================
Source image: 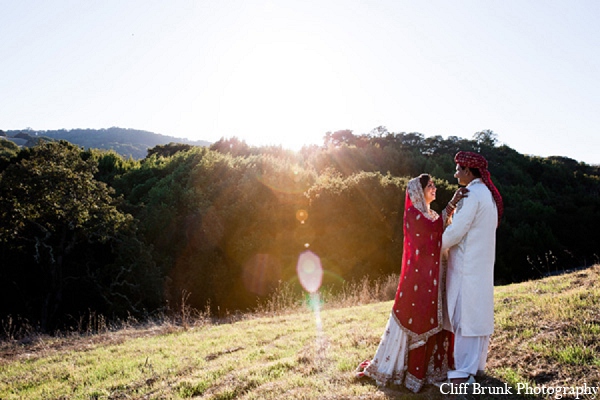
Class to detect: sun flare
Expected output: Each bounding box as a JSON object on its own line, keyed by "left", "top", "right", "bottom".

{"left": 215, "top": 32, "right": 356, "bottom": 150}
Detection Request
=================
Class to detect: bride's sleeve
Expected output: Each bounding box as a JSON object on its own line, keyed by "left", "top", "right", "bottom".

{"left": 442, "top": 207, "right": 454, "bottom": 229}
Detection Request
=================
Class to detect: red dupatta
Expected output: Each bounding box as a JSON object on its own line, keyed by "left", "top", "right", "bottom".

{"left": 392, "top": 179, "right": 444, "bottom": 341}
{"left": 356, "top": 177, "right": 454, "bottom": 391}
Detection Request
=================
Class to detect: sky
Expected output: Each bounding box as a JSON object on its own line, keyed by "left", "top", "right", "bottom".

{"left": 1, "top": 0, "right": 599, "bottom": 165}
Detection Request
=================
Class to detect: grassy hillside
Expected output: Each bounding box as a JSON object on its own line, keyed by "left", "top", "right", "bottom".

{"left": 1, "top": 265, "right": 598, "bottom": 399}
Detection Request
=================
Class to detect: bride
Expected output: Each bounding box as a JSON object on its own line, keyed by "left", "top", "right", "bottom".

{"left": 356, "top": 174, "right": 466, "bottom": 392}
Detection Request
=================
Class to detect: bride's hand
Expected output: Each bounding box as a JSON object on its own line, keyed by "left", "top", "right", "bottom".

{"left": 450, "top": 187, "right": 469, "bottom": 207}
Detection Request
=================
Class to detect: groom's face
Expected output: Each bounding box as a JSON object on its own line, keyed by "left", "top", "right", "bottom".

{"left": 454, "top": 165, "right": 470, "bottom": 186}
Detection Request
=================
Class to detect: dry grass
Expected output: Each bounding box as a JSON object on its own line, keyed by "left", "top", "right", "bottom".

{"left": 488, "top": 265, "right": 600, "bottom": 398}
{"left": 0, "top": 266, "right": 599, "bottom": 399}
{"left": 253, "top": 274, "right": 400, "bottom": 317}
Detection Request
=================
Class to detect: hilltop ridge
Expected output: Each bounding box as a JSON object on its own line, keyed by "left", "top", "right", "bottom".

{"left": 0, "top": 127, "right": 211, "bottom": 159}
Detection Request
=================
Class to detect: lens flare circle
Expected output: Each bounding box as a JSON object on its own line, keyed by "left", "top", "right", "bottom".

{"left": 296, "top": 250, "right": 323, "bottom": 293}
{"left": 242, "top": 253, "right": 281, "bottom": 296}
{"left": 296, "top": 209, "right": 308, "bottom": 223}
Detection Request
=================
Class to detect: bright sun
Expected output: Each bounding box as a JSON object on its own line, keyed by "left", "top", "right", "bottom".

{"left": 214, "top": 31, "right": 357, "bottom": 150}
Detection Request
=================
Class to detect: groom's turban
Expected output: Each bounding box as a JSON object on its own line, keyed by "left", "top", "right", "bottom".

{"left": 455, "top": 151, "right": 504, "bottom": 225}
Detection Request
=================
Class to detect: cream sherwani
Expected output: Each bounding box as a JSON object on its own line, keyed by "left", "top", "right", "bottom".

{"left": 442, "top": 178, "right": 497, "bottom": 337}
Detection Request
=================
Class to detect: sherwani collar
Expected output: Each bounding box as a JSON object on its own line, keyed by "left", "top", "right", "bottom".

{"left": 466, "top": 178, "right": 483, "bottom": 188}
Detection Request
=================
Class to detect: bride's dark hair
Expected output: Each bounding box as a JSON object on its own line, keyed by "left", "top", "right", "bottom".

{"left": 418, "top": 174, "right": 431, "bottom": 190}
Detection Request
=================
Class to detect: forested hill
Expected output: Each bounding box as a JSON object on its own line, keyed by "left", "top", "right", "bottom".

{"left": 1, "top": 127, "right": 210, "bottom": 159}
{"left": 1, "top": 127, "right": 599, "bottom": 334}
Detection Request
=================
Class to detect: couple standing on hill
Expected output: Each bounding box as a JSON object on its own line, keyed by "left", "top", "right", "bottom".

{"left": 356, "top": 151, "right": 504, "bottom": 392}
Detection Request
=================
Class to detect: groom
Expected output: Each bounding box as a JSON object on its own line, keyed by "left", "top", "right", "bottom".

{"left": 442, "top": 151, "right": 504, "bottom": 384}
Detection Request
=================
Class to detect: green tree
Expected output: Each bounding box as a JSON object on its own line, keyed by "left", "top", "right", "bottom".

{"left": 146, "top": 142, "right": 193, "bottom": 158}
{"left": 0, "top": 141, "right": 150, "bottom": 330}
{"left": 473, "top": 129, "right": 499, "bottom": 149}
{"left": 0, "top": 138, "right": 19, "bottom": 166}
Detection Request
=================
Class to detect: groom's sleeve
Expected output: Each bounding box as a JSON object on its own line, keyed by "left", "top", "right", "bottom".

{"left": 441, "top": 192, "right": 478, "bottom": 250}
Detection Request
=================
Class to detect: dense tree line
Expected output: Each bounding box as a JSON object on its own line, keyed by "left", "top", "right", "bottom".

{"left": 0, "top": 129, "right": 598, "bottom": 333}
{"left": 0, "top": 141, "right": 160, "bottom": 332}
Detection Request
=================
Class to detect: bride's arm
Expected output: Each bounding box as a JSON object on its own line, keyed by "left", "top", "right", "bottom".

{"left": 442, "top": 187, "right": 469, "bottom": 228}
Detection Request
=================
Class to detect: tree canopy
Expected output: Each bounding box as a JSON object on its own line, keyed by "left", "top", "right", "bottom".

{"left": 1, "top": 129, "right": 598, "bottom": 333}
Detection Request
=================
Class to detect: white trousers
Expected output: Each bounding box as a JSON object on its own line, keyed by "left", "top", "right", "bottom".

{"left": 447, "top": 290, "right": 490, "bottom": 379}
{"left": 447, "top": 328, "right": 489, "bottom": 379}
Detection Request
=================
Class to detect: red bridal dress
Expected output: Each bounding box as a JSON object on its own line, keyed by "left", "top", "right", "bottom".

{"left": 356, "top": 179, "right": 454, "bottom": 392}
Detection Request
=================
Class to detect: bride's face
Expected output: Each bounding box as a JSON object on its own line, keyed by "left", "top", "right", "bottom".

{"left": 423, "top": 180, "right": 436, "bottom": 205}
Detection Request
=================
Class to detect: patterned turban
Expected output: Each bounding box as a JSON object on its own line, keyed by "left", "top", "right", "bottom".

{"left": 455, "top": 151, "right": 504, "bottom": 224}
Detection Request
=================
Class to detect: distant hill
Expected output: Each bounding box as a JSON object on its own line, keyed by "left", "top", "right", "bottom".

{"left": 1, "top": 127, "right": 211, "bottom": 159}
